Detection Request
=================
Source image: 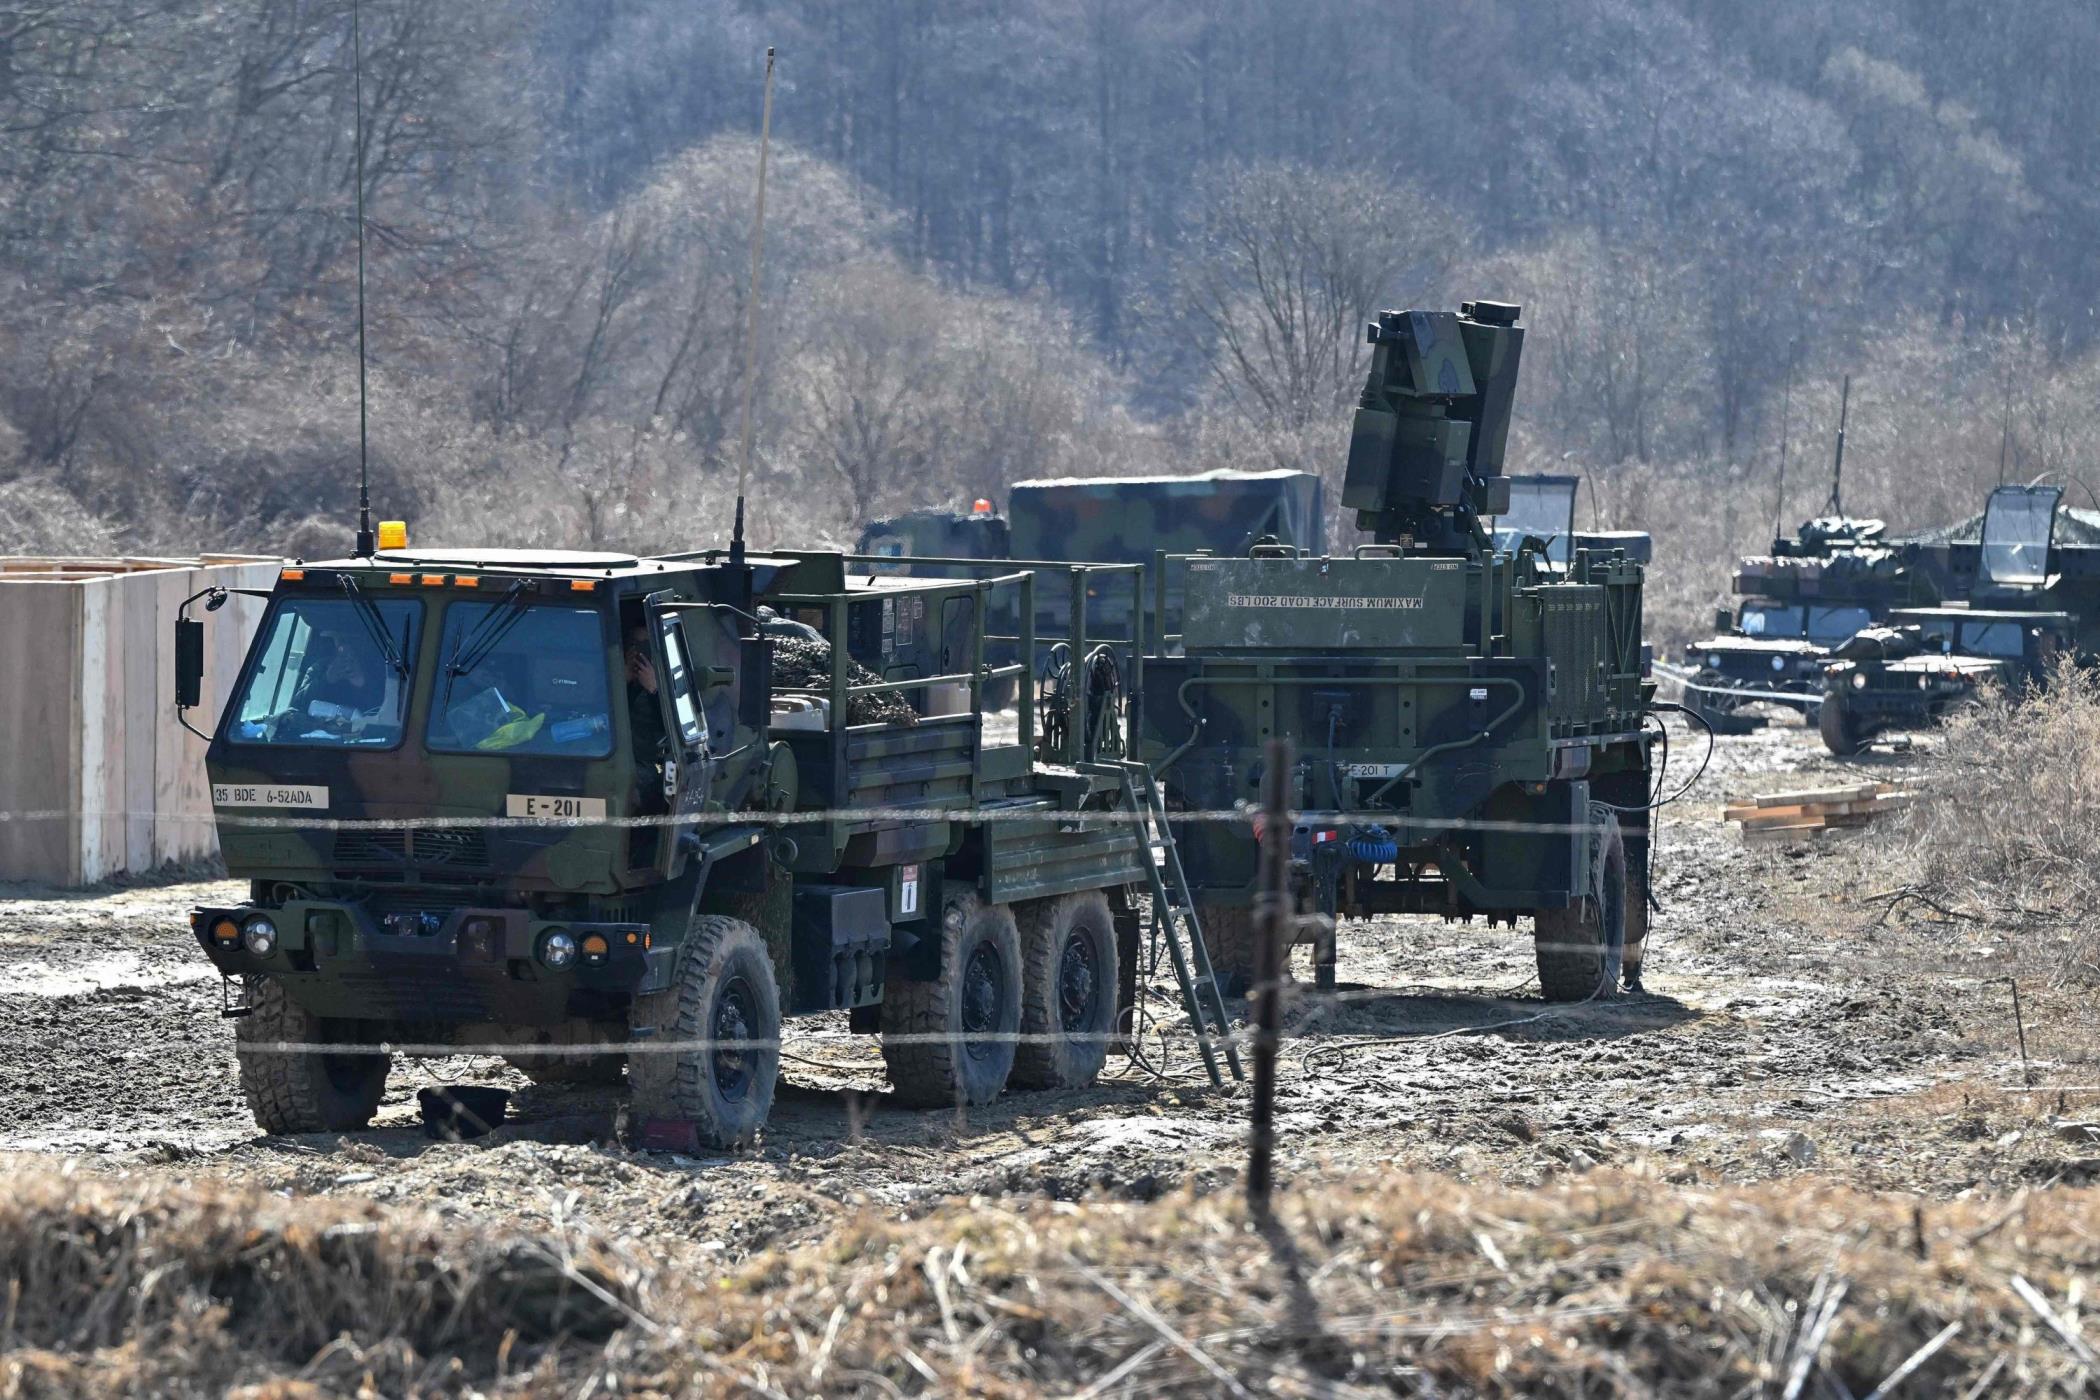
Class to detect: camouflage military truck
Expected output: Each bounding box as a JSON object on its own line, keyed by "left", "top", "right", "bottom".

{"left": 1816, "top": 485, "right": 2100, "bottom": 753}
{"left": 176, "top": 528, "right": 1158, "bottom": 1149}
{"left": 1680, "top": 515, "right": 1948, "bottom": 732}
{"left": 1138, "top": 303, "right": 1658, "bottom": 1001}
{"left": 1818, "top": 607, "right": 2073, "bottom": 753}
{"left": 858, "top": 500, "right": 1010, "bottom": 570}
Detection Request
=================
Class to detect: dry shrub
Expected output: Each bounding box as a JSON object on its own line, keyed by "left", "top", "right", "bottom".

{"left": 1896, "top": 662, "right": 2100, "bottom": 983}
{"left": 7, "top": 1162, "right": 2100, "bottom": 1396}
{"left": 0, "top": 1166, "right": 642, "bottom": 1397}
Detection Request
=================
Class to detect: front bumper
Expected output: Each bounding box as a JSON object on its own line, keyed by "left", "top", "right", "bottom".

{"left": 189, "top": 900, "right": 660, "bottom": 1023}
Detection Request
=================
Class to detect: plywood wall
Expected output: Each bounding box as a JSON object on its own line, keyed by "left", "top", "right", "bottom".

{"left": 0, "top": 557, "right": 277, "bottom": 885}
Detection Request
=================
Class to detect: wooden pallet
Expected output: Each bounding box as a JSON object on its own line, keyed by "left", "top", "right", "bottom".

{"left": 1723, "top": 782, "right": 1913, "bottom": 844}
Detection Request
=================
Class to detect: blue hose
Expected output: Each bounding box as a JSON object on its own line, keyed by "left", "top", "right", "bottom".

{"left": 1346, "top": 837, "right": 1398, "bottom": 864}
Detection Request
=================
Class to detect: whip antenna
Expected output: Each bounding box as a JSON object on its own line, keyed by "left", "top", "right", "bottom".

{"left": 1824, "top": 374, "right": 1850, "bottom": 518}
{"left": 733, "top": 47, "right": 776, "bottom": 519}
{"left": 350, "top": 0, "right": 374, "bottom": 556}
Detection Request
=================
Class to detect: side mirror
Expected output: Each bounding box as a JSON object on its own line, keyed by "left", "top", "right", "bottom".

{"left": 175, "top": 617, "right": 205, "bottom": 711}
{"left": 1712, "top": 607, "right": 1733, "bottom": 634}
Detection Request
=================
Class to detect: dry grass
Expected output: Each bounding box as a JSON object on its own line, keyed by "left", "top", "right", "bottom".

{"left": 1895, "top": 664, "right": 2100, "bottom": 986}
{"left": 7, "top": 1160, "right": 2100, "bottom": 1396}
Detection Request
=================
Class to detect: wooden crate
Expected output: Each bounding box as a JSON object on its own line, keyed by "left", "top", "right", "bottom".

{"left": 0, "top": 556, "right": 278, "bottom": 884}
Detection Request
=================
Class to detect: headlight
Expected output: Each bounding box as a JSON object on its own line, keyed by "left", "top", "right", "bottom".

{"left": 1706, "top": 653, "right": 1722, "bottom": 669}
{"left": 242, "top": 915, "right": 278, "bottom": 956}
{"left": 1771, "top": 655, "right": 1787, "bottom": 672}
{"left": 1852, "top": 672, "right": 1867, "bottom": 690}
{"left": 539, "top": 929, "right": 578, "bottom": 969}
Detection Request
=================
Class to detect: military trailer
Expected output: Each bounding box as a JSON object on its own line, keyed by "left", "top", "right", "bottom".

{"left": 175, "top": 529, "right": 1171, "bottom": 1149}
{"left": 1680, "top": 515, "right": 1948, "bottom": 732}
{"left": 1818, "top": 607, "right": 2073, "bottom": 753}
{"left": 1138, "top": 303, "right": 1657, "bottom": 1000}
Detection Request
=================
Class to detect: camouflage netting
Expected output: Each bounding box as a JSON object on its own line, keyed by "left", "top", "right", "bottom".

{"left": 769, "top": 636, "right": 919, "bottom": 726}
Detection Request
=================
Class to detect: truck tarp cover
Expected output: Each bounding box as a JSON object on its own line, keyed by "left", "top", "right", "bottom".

{"left": 1006, "top": 469, "right": 1325, "bottom": 562}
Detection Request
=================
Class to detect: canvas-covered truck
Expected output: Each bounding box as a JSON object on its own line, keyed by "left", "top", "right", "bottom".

{"left": 175, "top": 530, "right": 1168, "bottom": 1149}
{"left": 1138, "top": 303, "right": 1659, "bottom": 1001}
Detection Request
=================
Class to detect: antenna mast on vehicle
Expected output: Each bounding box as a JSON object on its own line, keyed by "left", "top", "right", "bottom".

{"left": 349, "top": 0, "right": 374, "bottom": 557}
{"left": 730, "top": 46, "right": 776, "bottom": 570}
{"left": 1823, "top": 374, "right": 1850, "bottom": 518}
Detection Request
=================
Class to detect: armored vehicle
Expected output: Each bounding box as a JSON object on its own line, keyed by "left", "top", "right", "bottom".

{"left": 1818, "top": 607, "right": 2073, "bottom": 752}
{"left": 1681, "top": 515, "right": 1948, "bottom": 731}
{"left": 1138, "top": 303, "right": 1657, "bottom": 1001}
{"left": 1816, "top": 484, "right": 2097, "bottom": 752}
{"left": 176, "top": 525, "right": 1179, "bottom": 1149}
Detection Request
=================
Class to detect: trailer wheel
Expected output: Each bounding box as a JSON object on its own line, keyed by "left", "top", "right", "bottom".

{"left": 1533, "top": 813, "right": 1627, "bottom": 1002}
{"left": 237, "top": 978, "right": 390, "bottom": 1134}
{"left": 882, "top": 892, "right": 1021, "bottom": 1107}
{"left": 1622, "top": 845, "right": 1651, "bottom": 994}
{"left": 1818, "top": 694, "right": 1865, "bottom": 756}
{"left": 1688, "top": 669, "right": 1763, "bottom": 735}
{"left": 628, "top": 916, "right": 779, "bottom": 1151}
{"left": 1011, "top": 891, "right": 1118, "bottom": 1090}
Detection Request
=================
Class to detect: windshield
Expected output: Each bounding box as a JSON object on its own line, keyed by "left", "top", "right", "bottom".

{"left": 227, "top": 597, "right": 420, "bottom": 747}
{"left": 1805, "top": 606, "right": 1873, "bottom": 642}
{"left": 1494, "top": 477, "right": 1579, "bottom": 563}
{"left": 428, "top": 603, "right": 615, "bottom": 756}
{"left": 1738, "top": 605, "right": 1804, "bottom": 638}
{"left": 1960, "top": 621, "right": 2027, "bottom": 658}
{"left": 1981, "top": 485, "right": 2060, "bottom": 586}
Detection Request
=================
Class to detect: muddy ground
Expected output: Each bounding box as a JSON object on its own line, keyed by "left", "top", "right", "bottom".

{"left": 3, "top": 716, "right": 2093, "bottom": 1266}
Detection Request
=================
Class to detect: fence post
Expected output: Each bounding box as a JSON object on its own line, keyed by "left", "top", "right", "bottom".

{"left": 1247, "top": 735, "right": 1292, "bottom": 1215}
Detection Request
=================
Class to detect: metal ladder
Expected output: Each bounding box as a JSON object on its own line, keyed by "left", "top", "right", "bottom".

{"left": 1116, "top": 761, "right": 1244, "bottom": 1087}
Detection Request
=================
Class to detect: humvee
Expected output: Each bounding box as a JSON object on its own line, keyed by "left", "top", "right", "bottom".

{"left": 1819, "top": 606, "right": 2074, "bottom": 752}
{"left": 177, "top": 529, "right": 1163, "bottom": 1149}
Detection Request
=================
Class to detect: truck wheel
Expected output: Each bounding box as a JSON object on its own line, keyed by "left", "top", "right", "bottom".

{"left": 1195, "top": 903, "right": 1279, "bottom": 999}
{"left": 1012, "top": 891, "right": 1118, "bottom": 1090}
{"left": 1818, "top": 695, "right": 1864, "bottom": 756}
{"left": 1532, "top": 814, "right": 1627, "bottom": 1002}
{"left": 1622, "top": 847, "right": 1651, "bottom": 993}
{"left": 236, "top": 978, "right": 391, "bottom": 1134}
{"left": 882, "top": 892, "right": 1021, "bottom": 1107}
{"left": 628, "top": 916, "right": 779, "bottom": 1151}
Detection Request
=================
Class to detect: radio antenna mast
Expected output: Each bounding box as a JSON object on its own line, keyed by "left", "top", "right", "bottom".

{"left": 1823, "top": 374, "right": 1850, "bottom": 518}
{"left": 731, "top": 46, "right": 776, "bottom": 562}
{"left": 350, "top": 0, "right": 374, "bottom": 556}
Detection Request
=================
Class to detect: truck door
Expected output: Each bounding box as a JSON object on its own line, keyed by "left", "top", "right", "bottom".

{"left": 648, "top": 605, "right": 714, "bottom": 877}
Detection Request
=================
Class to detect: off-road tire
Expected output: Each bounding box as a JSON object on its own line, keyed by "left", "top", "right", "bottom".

{"left": 1622, "top": 843, "right": 1652, "bottom": 993}
{"left": 1195, "top": 903, "right": 1281, "bottom": 999}
{"left": 628, "top": 916, "right": 779, "bottom": 1151}
{"left": 1011, "top": 891, "right": 1118, "bottom": 1090}
{"left": 1818, "top": 694, "right": 1865, "bottom": 756}
{"left": 236, "top": 978, "right": 390, "bottom": 1134}
{"left": 882, "top": 892, "right": 1022, "bottom": 1108}
{"left": 1533, "top": 812, "right": 1628, "bottom": 1002}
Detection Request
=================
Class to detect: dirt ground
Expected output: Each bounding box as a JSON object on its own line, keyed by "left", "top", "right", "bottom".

{"left": 4, "top": 715, "right": 2094, "bottom": 1268}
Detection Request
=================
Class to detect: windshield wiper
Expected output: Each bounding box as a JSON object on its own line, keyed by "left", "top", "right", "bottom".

{"left": 439, "top": 580, "right": 534, "bottom": 714}
{"left": 340, "top": 577, "right": 409, "bottom": 678}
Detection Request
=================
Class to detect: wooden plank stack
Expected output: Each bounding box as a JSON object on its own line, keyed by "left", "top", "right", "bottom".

{"left": 1724, "top": 782, "right": 1913, "bottom": 844}
{"left": 0, "top": 555, "right": 278, "bottom": 885}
